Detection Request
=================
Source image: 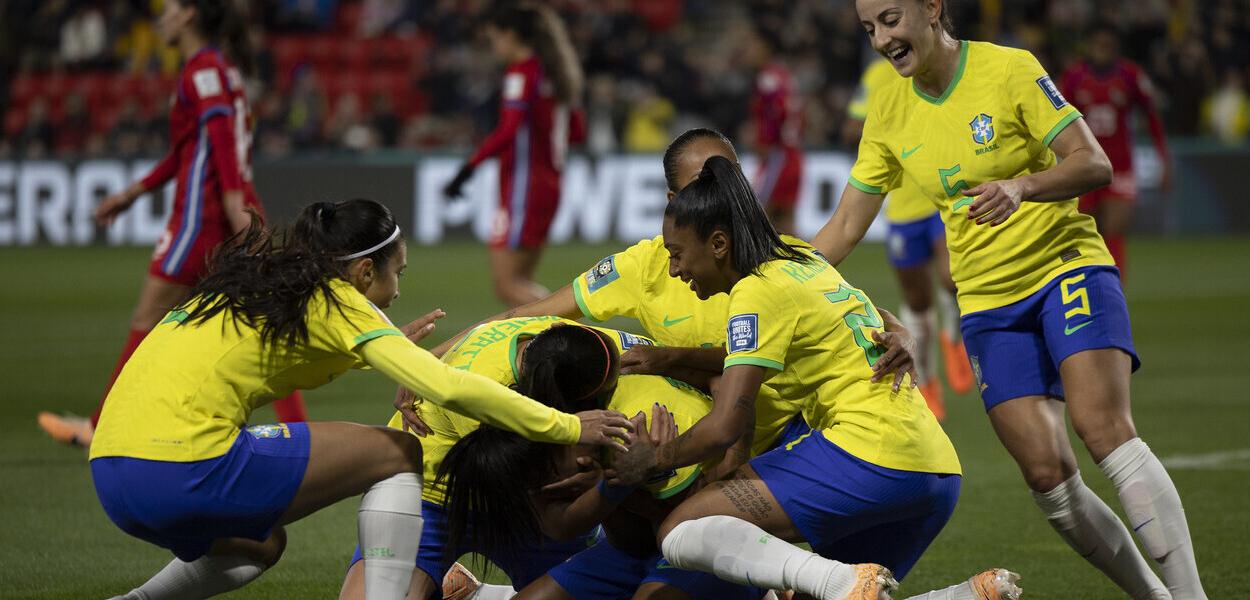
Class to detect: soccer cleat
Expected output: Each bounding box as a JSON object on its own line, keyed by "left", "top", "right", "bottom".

{"left": 442, "top": 561, "right": 482, "bottom": 600}
{"left": 37, "top": 412, "right": 94, "bottom": 448}
{"left": 841, "top": 563, "right": 898, "bottom": 600}
{"left": 920, "top": 380, "right": 946, "bottom": 422}
{"left": 940, "top": 332, "right": 974, "bottom": 395}
{"left": 967, "top": 569, "right": 1022, "bottom": 600}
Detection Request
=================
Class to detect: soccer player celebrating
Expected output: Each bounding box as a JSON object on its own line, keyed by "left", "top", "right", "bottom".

{"left": 92, "top": 199, "right": 632, "bottom": 600}
{"left": 1060, "top": 22, "right": 1172, "bottom": 279}
{"left": 814, "top": 1, "right": 1204, "bottom": 598}
{"left": 745, "top": 26, "right": 804, "bottom": 235}
{"left": 443, "top": 3, "right": 585, "bottom": 307}
{"left": 38, "top": 0, "right": 307, "bottom": 448}
{"left": 846, "top": 58, "right": 975, "bottom": 419}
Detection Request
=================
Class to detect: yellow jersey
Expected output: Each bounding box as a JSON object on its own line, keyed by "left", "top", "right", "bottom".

{"left": 723, "top": 254, "right": 961, "bottom": 475}
{"left": 571, "top": 234, "right": 813, "bottom": 452}
{"left": 92, "top": 280, "right": 579, "bottom": 462}
{"left": 849, "top": 41, "right": 1113, "bottom": 314}
{"left": 850, "top": 59, "right": 938, "bottom": 225}
{"left": 390, "top": 317, "right": 712, "bottom": 503}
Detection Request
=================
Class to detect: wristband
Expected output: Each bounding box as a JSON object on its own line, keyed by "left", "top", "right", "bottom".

{"left": 597, "top": 479, "right": 635, "bottom": 503}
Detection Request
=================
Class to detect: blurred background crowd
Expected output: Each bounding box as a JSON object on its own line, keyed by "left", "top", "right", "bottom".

{"left": 2, "top": 0, "right": 1248, "bottom": 161}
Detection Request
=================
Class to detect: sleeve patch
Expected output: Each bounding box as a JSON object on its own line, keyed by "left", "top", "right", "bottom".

{"left": 192, "top": 68, "right": 223, "bottom": 98}
{"left": 1036, "top": 75, "right": 1068, "bottom": 110}
{"left": 617, "top": 331, "right": 654, "bottom": 350}
{"left": 727, "top": 314, "right": 759, "bottom": 354}
{"left": 503, "top": 72, "right": 526, "bottom": 101}
{"left": 758, "top": 71, "right": 780, "bottom": 93}
{"left": 584, "top": 256, "right": 620, "bottom": 293}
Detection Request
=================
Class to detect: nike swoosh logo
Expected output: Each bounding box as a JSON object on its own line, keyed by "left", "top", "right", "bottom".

{"left": 952, "top": 197, "right": 974, "bottom": 212}
{"left": 662, "top": 315, "right": 692, "bottom": 327}
{"left": 901, "top": 144, "right": 923, "bottom": 159}
{"left": 1064, "top": 321, "right": 1092, "bottom": 336}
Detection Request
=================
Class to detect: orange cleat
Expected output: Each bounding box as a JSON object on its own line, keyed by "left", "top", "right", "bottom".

{"left": 37, "top": 412, "right": 93, "bottom": 448}
{"left": 919, "top": 380, "right": 946, "bottom": 422}
{"left": 842, "top": 563, "right": 898, "bottom": 600}
{"left": 967, "top": 569, "right": 1022, "bottom": 600}
{"left": 940, "top": 332, "right": 975, "bottom": 395}
{"left": 442, "top": 561, "right": 482, "bottom": 600}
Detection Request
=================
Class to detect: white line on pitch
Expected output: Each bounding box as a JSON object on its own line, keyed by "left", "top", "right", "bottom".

{"left": 1162, "top": 449, "right": 1250, "bottom": 470}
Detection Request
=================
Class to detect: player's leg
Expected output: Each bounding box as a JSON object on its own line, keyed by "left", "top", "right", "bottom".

{"left": 340, "top": 561, "right": 436, "bottom": 600}
{"left": 340, "top": 497, "right": 455, "bottom": 600}
{"left": 888, "top": 217, "right": 943, "bottom": 419}
{"left": 899, "top": 569, "right": 1022, "bottom": 600}
{"left": 489, "top": 247, "right": 548, "bottom": 307}
{"left": 931, "top": 233, "right": 973, "bottom": 395}
{"left": 1098, "top": 194, "right": 1133, "bottom": 281}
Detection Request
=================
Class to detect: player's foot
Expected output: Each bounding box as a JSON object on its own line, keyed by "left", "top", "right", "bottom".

{"left": 967, "top": 569, "right": 1022, "bottom": 600}
{"left": 920, "top": 380, "right": 946, "bottom": 421}
{"left": 37, "top": 412, "right": 93, "bottom": 448}
{"left": 940, "top": 332, "right": 974, "bottom": 395}
{"left": 835, "top": 563, "right": 897, "bottom": 600}
{"left": 442, "top": 561, "right": 482, "bottom": 600}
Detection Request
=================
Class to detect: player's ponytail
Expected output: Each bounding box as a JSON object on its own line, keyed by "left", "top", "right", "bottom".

{"left": 181, "top": 198, "right": 403, "bottom": 349}
{"left": 489, "top": 3, "right": 584, "bottom": 104}
{"left": 662, "top": 128, "right": 738, "bottom": 194}
{"left": 180, "top": 0, "right": 256, "bottom": 76}
{"left": 518, "top": 325, "right": 620, "bottom": 413}
{"left": 666, "top": 155, "right": 811, "bottom": 275}
{"left": 438, "top": 426, "right": 556, "bottom": 566}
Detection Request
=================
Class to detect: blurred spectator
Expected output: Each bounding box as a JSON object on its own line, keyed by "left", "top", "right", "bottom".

{"left": 1202, "top": 69, "right": 1250, "bottom": 144}
{"left": 18, "top": 98, "right": 55, "bottom": 158}
{"left": 285, "top": 65, "right": 326, "bottom": 148}
{"left": 622, "top": 83, "right": 675, "bottom": 152}
{"left": 109, "top": 98, "right": 150, "bottom": 158}
{"left": 60, "top": 4, "right": 107, "bottom": 66}
{"left": 57, "top": 92, "right": 91, "bottom": 156}
{"left": 326, "top": 93, "right": 378, "bottom": 152}
{"left": 274, "top": 0, "right": 338, "bottom": 32}
{"left": 371, "top": 93, "right": 401, "bottom": 147}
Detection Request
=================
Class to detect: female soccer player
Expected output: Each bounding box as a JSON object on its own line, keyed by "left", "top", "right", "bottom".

{"left": 442, "top": 3, "right": 585, "bottom": 307}
{"left": 745, "top": 26, "right": 804, "bottom": 236}
{"left": 38, "top": 0, "right": 306, "bottom": 448}
{"left": 91, "top": 199, "right": 632, "bottom": 600}
{"left": 813, "top": 1, "right": 1204, "bottom": 598}
{"left": 846, "top": 58, "right": 974, "bottom": 419}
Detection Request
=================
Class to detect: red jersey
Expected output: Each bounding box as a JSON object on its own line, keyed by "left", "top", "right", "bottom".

{"left": 752, "top": 62, "right": 802, "bottom": 150}
{"left": 141, "top": 47, "right": 254, "bottom": 280}
{"left": 1059, "top": 58, "right": 1168, "bottom": 172}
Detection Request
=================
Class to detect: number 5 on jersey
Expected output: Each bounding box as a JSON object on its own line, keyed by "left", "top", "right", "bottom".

{"left": 824, "top": 284, "right": 884, "bottom": 367}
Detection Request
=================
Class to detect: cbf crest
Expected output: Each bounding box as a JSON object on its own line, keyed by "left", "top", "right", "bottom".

{"left": 970, "top": 113, "right": 995, "bottom": 145}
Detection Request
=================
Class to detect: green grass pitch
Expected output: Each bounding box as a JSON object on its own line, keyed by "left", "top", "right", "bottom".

{"left": 1, "top": 237, "right": 1247, "bottom": 599}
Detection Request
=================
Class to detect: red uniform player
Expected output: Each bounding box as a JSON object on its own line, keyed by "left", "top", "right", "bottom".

{"left": 1060, "top": 24, "right": 1171, "bottom": 279}
{"left": 746, "top": 27, "right": 803, "bottom": 235}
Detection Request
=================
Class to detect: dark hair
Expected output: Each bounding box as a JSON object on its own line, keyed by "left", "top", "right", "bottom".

{"left": 437, "top": 426, "right": 556, "bottom": 566}
{"left": 487, "top": 3, "right": 584, "bottom": 104}
{"left": 665, "top": 155, "right": 811, "bottom": 275}
{"left": 752, "top": 24, "right": 783, "bottom": 53}
{"left": 176, "top": 0, "right": 255, "bottom": 76}
{"left": 1087, "top": 21, "right": 1119, "bottom": 41}
{"left": 932, "top": 0, "right": 955, "bottom": 35}
{"left": 180, "top": 198, "right": 402, "bottom": 349}
{"left": 518, "top": 326, "right": 619, "bottom": 413}
{"left": 661, "top": 128, "right": 737, "bottom": 193}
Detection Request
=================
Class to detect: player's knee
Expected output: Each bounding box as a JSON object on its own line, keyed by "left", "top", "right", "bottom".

{"left": 376, "top": 426, "right": 423, "bottom": 476}
{"left": 258, "top": 526, "right": 288, "bottom": 568}
{"left": 1020, "top": 461, "right": 1072, "bottom": 493}
{"left": 1073, "top": 418, "right": 1137, "bottom": 463}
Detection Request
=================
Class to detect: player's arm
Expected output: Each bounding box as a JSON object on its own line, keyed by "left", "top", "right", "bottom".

{"left": 1134, "top": 72, "right": 1172, "bottom": 190}
{"left": 429, "top": 284, "right": 582, "bottom": 357}
{"left": 811, "top": 184, "right": 886, "bottom": 266}
{"left": 95, "top": 151, "right": 178, "bottom": 226}
{"left": 963, "top": 119, "right": 1111, "bottom": 226}
{"left": 202, "top": 107, "right": 251, "bottom": 235}
{"left": 361, "top": 335, "right": 632, "bottom": 449}
{"left": 444, "top": 87, "right": 528, "bottom": 198}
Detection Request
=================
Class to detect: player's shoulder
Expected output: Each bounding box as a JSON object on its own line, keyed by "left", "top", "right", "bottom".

{"left": 970, "top": 40, "right": 1041, "bottom": 76}
{"left": 182, "top": 50, "right": 230, "bottom": 101}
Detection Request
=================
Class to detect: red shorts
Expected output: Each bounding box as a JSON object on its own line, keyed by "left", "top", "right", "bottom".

{"left": 490, "top": 175, "right": 560, "bottom": 250}
{"left": 754, "top": 147, "right": 803, "bottom": 210}
{"left": 149, "top": 217, "right": 229, "bottom": 286}
{"left": 1079, "top": 171, "right": 1136, "bottom": 214}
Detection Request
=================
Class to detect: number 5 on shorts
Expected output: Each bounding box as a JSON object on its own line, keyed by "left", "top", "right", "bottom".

{"left": 824, "top": 284, "right": 884, "bottom": 367}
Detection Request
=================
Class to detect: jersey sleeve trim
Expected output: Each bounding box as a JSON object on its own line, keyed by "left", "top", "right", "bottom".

{"left": 848, "top": 175, "right": 884, "bottom": 195}
{"left": 724, "top": 356, "right": 784, "bottom": 371}
{"left": 571, "top": 282, "right": 606, "bottom": 323}
{"left": 652, "top": 466, "right": 702, "bottom": 499}
{"left": 198, "top": 104, "right": 233, "bottom": 123}
{"left": 353, "top": 327, "right": 405, "bottom": 347}
{"left": 1042, "top": 111, "right": 1083, "bottom": 148}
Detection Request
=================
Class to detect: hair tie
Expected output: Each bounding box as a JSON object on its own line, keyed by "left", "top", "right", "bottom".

{"left": 337, "top": 225, "right": 401, "bottom": 261}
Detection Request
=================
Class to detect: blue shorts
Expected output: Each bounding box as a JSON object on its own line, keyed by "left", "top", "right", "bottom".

{"left": 549, "top": 535, "right": 764, "bottom": 600}
{"left": 90, "top": 422, "right": 311, "bottom": 562}
{"left": 749, "top": 431, "right": 960, "bottom": 580}
{"left": 766, "top": 413, "right": 812, "bottom": 453}
{"left": 886, "top": 213, "right": 944, "bottom": 269}
{"left": 961, "top": 265, "right": 1140, "bottom": 410}
{"left": 349, "top": 500, "right": 592, "bottom": 594}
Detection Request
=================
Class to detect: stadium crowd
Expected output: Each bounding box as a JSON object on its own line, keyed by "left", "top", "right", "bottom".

{"left": 2, "top": 0, "right": 1249, "bottom": 161}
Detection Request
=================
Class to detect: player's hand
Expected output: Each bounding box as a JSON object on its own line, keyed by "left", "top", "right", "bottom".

{"left": 539, "top": 455, "right": 602, "bottom": 499}
{"left": 964, "top": 179, "right": 1024, "bottom": 226}
{"left": 442, "top": 164, "right": 476, "bottom": 199}
{"left": 95, "top": 190, "right": 137, "bottom": 226}
{"left": 649, "top": 402, "right": 678, "bottom": 446}
{"left": 401, "top": 309, "right": 447, "bottom": 345}
{"left": 393, "top": 386, "right": 431, "bottom": 437}
{"left": 871, "top": 330, "right": 920, "bottom": 392}
{"left": 620, "top": 346, "right": 674, "bottom": 376}
{"left": 576, "top": 409, "right": 634, "bottom": 452}
{"left": 605, "top": 411, "right": 657, "bottom": 488}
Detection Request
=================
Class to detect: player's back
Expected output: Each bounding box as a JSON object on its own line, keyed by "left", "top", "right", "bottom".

{"left": 753, "top": 62, "right": 802, "bottom": 148}
{"left": 502, "top": 57, "right": 570, "bottom": 189}
{"left": 1060, "top": 58, "right": 1143, "bottom": 168}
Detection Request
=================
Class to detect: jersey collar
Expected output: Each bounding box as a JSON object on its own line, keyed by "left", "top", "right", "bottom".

{"left": 912, "top": 40, "right": 969, "bottom": 106}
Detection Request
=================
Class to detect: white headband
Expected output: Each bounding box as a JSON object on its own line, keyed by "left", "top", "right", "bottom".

{"left": 337, "top": 226, "right": 401, "bottom": 261}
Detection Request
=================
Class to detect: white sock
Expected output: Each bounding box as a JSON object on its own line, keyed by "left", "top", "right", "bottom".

{"left": 1032, "top": 472, "right": 1169, "bottom": 600}
{"left": 661, "top": 516, "right": 858, "bottom": 600}
{"left": 935, "top": 287, "right": 960, "bottom": 340}
{"left": 359, "top": 472, "right": 424, "bottom": 600}
{"left": 468, "top": 583, "right": 517, "bottom": 600}
{"left": 902, "top": 580, "right": 979, "bottom": 600}
{"left": 112, "top": 555, "right": 265, "bottom": 599}
{"left": 1101, "top": 438, "right": 1207, "bottom": 600}
{"left": 899, "top": 305, "right": 936, "bottom": 383}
